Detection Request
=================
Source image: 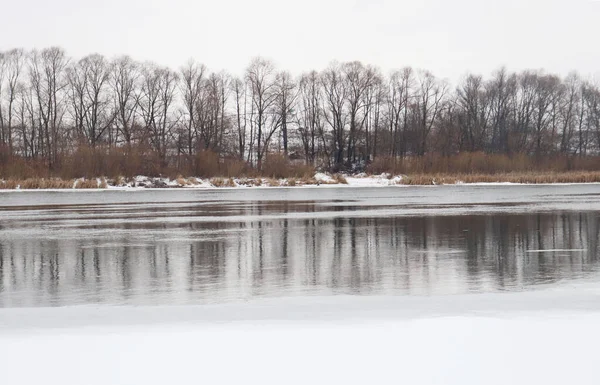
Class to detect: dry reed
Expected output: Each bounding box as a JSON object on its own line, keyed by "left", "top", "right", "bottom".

{"left": 399, "top": 172, "right": 600, "bottom": 185}
{"left": 266, "top": 178, "right": 280, "bottom": 187}
{"left": 75, "top": 178, "right": 101, "bottom": 189}
{"left": 332, "top": 173, "right": 348, "bottom": 184}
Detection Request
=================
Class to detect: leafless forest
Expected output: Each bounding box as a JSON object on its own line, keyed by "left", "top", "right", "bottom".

{"left": 1, "top": 47, "right": 600, "bottom": 179}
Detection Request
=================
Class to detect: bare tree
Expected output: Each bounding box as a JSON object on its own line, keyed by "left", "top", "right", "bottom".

{"left": 0, "top": 49, "right": 25, "bottom": 154}
{"left": 582, "top": 82, "right": 600, "bottom": 154}
{"left": 510, "top": 71, "right": 537, "bottom": 153}
{"left": 559, "top": 73, "right": 581, "bottom": 153}
{"left": 111, "top": 56, "right": 140, "bottom": 147}
{"left": 487, "top": 68, "right": 517, "bottom": 154}
{"left": 138, "top": 64, "right": 179, "bottom": 162}
{"left": 321, "top": 63, "right": 347, "bottom": 167}
{"left": 298, "top": 71, "right": 324, "bottom": 165}
{"left": 386, "top": 68, "right": 413, "bottom": 157}
{"left": 455, "top": 74, "right": 490, "bottom": 152}
{"left": 67, "top": 54, "right": 114, "bottom": 147}
{"left": 180, "top": 60, "right": 206, "bottom": 155}
{"left": 15, "top": 83, "right": 37, "bottom": 158}
{"left": 4, "top": 45, "right": 600, "bottom": 178}
{"left": 231, "top": 76, "right": 248, "bottom": 160}
{"left": 29, "top": 47, "right": 69, "bottom": 165}
{"left": 362, "top": 67, "right": 383, "bottom": 160}
{"left": 272, "top": 71, "right": 297, "bottom": 156}
{"left": 246, "top": 58, "right": 277, "bottom": 168}
{"left": 531, "top": 73, "right": 561, "bottom": 154}
{"left": 343, "top": 61, "right": 378, "bottom": 164}
{"left": 412, "top": 70, "right": 447, "bottom": 155}
{"left": 197, "top": 72, "right": 230, "bottom": 152}
{"left": 0, "top": 51, "right": 6, "bottom": 147}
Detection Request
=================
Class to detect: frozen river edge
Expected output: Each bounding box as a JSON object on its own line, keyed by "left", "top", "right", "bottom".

{"left": 1, "top": 280, "right": 600, "bottom": 331}
{"left": 1, "top": 281, "right": 599, "bottom": 385}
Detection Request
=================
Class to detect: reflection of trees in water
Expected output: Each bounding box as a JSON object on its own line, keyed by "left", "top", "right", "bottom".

{"left": 0, "top": 206, "right": 599, "bottom": 306}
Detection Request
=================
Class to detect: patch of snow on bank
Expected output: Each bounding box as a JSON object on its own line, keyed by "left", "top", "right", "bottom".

{"left": 345, "top": 173, "right": 402, "bottom": 187}
{"left": 314, "top": 172, "right": 334, "bottom": 183}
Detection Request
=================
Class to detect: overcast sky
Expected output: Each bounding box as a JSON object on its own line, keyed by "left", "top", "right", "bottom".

{"left": 1, "top": 0, "right": 598, "bottom": 82}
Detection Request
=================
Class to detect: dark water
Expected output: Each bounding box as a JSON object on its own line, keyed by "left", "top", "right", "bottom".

{"left": 1, "top": 185, "right": 600, "bottom": 307}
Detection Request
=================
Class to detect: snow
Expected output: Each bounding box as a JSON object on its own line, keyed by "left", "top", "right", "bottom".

{"left": 1, "top": 280, "right": 599, "bottom": 385}
{"left": 6, "top": 173, "right": 600, "bottom": 191}
{"left": 314, "top": 172, "right": 334, "bottom": 183}
{"left": 345, "top": 173, "right": 402, "bottom": 187}
{"left": 105, "top": 173, "right": 404, "bottom": 189}
{"left": 2, "top": 316, "right": 599, "bottom": 385}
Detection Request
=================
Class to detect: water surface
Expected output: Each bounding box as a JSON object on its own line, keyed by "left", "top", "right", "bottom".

{"left": 1, "top": 185, "right": 599, "bottom": 307}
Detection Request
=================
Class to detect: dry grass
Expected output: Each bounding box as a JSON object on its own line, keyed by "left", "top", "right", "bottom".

{"left": 6, "top": 146, "right": 600, "bottom": 189}
{"left": 0, "top": 178, "right": 75, "bottom": 189}
{"left": 400, "top": 174, "right": 457, "bottom": 185}
{"left": 210, "top": 177, "right": 236, "bottom": 188}
{"left": 0, "top": 180, "right": 19, "bottom": 189}
{"left": 187, "top": 151, "right": 250, "bottom": 178}
{"left": 332, "top": 173, "right": 348, "bottom": 184}
{"left": 187, "top": 177, "right": 200, "bottom": 185}
{"left": 28, "top": 178, "right": 74, "bottom": 189}
{"left": 266, "top": 178, "right": 280, "bottom": 187}
{"left": 176, "top": 175, "right": 192, "bottom": 186}
{"left": 223, "top": 159, "right": 247, "bottom": 178}
{"left": 75, "top": 178, "right": 102, "bottom": 189}
{"left": 235, "top": 178, "right": 250, "bottom": 187}
{"left": 61, "top": 144, "right": 164, "bottom": 179}
{"left": 367, "top": 153, "right": 600, "bottom": 176}
{"left": 192, "top": 151, "right": 221, "bottom": 178}
{"left": 210, "top": 177, "right": 225, "bottom": 187}
{"left": 400, "top": 171, "right": 600, "bottom": 185}
{"left": 298, "top": 176, "right": 318, "bottom": 185}
{"left": 235, "top": 178, "right": 260, "bottom": 187}
{"left": 262, "top": 154, "right": 315, "bottom": 179}
{"left": 111, "top": 175, "right": 126, "bottom": 187}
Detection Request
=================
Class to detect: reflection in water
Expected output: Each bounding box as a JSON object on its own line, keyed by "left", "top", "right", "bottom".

{"left": 0, "top": 199, "right": 599, "bottom": 307}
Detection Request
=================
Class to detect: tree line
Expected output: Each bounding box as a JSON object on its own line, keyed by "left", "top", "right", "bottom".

{"left": 1, "top": 46, "right": 600, "bottom": 176}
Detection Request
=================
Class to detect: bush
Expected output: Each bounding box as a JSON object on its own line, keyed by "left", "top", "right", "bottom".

{"left": 210, "top": 177, "right": 225, "bottom": 187}
{"left": 262, "top": 154, "right": 315, "bottom": 179}
{"left": 75, "top": 178, "right": 101, "bottom": 189}
{"left": 366, "top": 153, "right": 600, "bottom": 176}
{"left": 332, "top": 173, "right": 348, "bottom": 184}
{"left": 398, "top": 171, "right": 600, "bottom": 185}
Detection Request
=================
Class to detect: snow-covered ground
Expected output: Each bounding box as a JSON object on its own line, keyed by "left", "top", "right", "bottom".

{"left": 5, "top": 173, "right": 600, "bottom": 190}
{"left": 345, "top": 172, "right": 403, "bottom": 186}
{"left": 0, "top": 173, "right": 400, "bottom": 190}
{"left": 104, "top": 173, "right": 404, "bottom": 189}
{"left": 1, "top": 280, "right": 599, "bottom": 385}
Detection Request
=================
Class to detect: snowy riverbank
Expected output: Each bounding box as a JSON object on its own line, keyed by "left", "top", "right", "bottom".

{"left": 0, "top": 173, "right": 405, "bottom": 190}
{"left": 5, "top": 172, "right": 600, "bottom": 190}
{"left": 109, "top": 173, "right": 405, "bottom": 189}
{"left": 1, "top": 280, "right": 599, "bottom": 385}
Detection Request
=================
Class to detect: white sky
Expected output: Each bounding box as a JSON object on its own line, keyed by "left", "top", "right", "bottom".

{"left": 1, "top": 0, "right": 599, "bottom": 82}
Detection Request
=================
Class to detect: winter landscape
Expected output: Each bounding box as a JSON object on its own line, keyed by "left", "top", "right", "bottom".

{"left": 2, "top": 0, "right": 600, "bottom": 384}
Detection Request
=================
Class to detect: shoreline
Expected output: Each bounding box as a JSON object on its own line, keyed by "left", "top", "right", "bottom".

{"left": 3, "top": 182, "right": 600, "bottom": 193}
{"left": 3, "top": 172, "right": 600, "bottom": 190}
